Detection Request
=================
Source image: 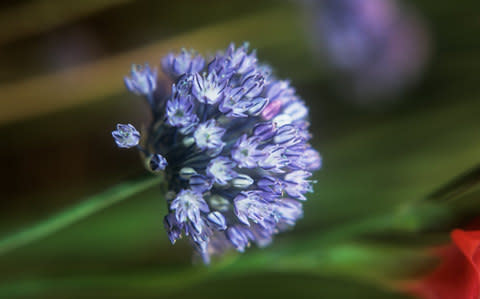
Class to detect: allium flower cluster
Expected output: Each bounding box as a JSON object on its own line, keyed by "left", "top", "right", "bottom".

{"left": 112, "top": 43, "right": 321, "bottom": 263}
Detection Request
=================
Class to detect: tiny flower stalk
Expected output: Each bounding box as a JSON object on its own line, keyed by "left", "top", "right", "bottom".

{"left": 113, "top": 43, "right": 322, "bottom": 263}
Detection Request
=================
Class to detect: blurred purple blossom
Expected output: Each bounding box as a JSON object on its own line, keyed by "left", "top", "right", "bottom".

{"left": 306, "top": 0, "right": 430, "bottom": 101}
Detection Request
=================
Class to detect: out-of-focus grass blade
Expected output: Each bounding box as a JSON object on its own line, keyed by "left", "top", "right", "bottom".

{"left": 0, "top": 268, "right": 409, "bottom": 298}
{"left": 0, "top": 175, "right": 162, "bottom": 256}
{"left": 0, "top": 7, "right": 299, "bottom": 126}
{"left": 308, "top": 95, "right": 480, "bottom": 227}
{"left": 0, "top": 239, "right": 424, "bottom": 298}
{"left": 0, "top": 267, "right": 210, "bottom": 298}
{"left": 246, "top": 242, "right": 434, "bottom": 289}
{"left": 427, "top": 165, "right": 480, "bottom": 201}
{"left": 0, "top": 187, "right": 448, "bottom": 297}
{"left": 0, "top": 0, "right": 134, "bottom": 46}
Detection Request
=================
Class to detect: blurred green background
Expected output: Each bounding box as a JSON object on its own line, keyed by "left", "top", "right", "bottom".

{"left": 0, "top": 0, "right": 479, "bottom": 298}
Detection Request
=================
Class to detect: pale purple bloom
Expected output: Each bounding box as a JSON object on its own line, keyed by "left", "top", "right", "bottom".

{"left": 171, "top": 189, "right": 210, "bottom": 227}
{"left": 192, "top": 72, "right": 227, "bottom": 105}
{"left": 231, "top": 135, "right": 263, "bottom": 168}
{"left": 209, "top": 42, "right": 257, "bottom": 77}
{"left": 234, "top": 191, "right": 275, "bottom": 228}
{"left": 219, "top": 87, "right": 251, "bottom": 117}
{"left": 284, "top": 170, "right": 314, "bottom": 201}
{"left": 307, "top": 0, "right": 430, "bottom": 100}
{"left": 113, "top": 43, "right": 321, "bottom": 263}
{"left": 261, "top": 80, "right": 297, "bottom": 120}
{"left": 298, "top": 148, "right": 322, "bottom": 171}
{"left": 283, "top": 101, "right": 309, "bottom": 122}
{"left": 166, "top": 94, "right": 198, "bottom": 128}
{"left": 258, "top": 176, "right": 284, "bottom": 195}
{"left": 225, "top": 43, "right": 258, "bottom": 75}
{"left": 111, "top": 124, "right": 140, "bottom": 148}
{"left": 193, "top": 120, "right": 226, "bottom": 154}
{"left": 240, "top": 72, "right": 265, "bottom": 98}
{"left": 162, "top": 49, "right": 205, "bottom": 78}
{"left": 247, "top": 97, "right": 269, "bottom": 116}
{"left": 258, "top": 145, "right": 289, "bottom": 173}
{"left": 273, "top": 125, "right": 304, "bottom": 146}
{"left": 124, "top": 64, "right": 157, "bottom": 96}
{"left": 266, "top": 80, "right": 295, "bottom": 102}
{"left": 163, "top": 213, "right": 182, "bottom": 244}
{"left": 206, "top": 157, "right": 237, "bottom": 185}
{"left": 273, "top": 199, "right": 304, "bottom": 226}
{"left": 219, "top": 86, "right": 269, "bottom": 118}
{"left": 226, "top": 226, "right": 255, "bottom": 252}
{"left": 252, "top": 122, "right": 277, "bottom": 141}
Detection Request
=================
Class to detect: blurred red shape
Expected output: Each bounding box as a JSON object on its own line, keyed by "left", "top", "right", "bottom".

{"left": 407, "top": 227, "right": 480, "bottom": 299}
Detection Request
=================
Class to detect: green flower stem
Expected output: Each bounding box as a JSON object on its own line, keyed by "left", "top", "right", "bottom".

{"left": 0, "top": 175, "right": 163, "bottom": 256}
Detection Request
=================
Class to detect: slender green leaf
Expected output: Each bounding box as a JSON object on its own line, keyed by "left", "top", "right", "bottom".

{"left": 0, "top": 175, "right": 162, "bottom": 256}
{"left": 427, "top": 165, "right": 480, "bottom": 201}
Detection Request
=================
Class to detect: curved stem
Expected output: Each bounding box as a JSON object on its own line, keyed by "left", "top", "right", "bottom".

{"left": 0, "top": 175, "right": 163, "bottom": 256}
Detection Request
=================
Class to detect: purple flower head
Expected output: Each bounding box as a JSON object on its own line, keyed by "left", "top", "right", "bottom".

{"left": 113, "top": 43, "right": 321, "bottom": 263}
{"left": 124, "top": 64, "right": 157, "bottom": 96}
{"left": 111, "top": 124, "right": 140, "bottom": 148}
